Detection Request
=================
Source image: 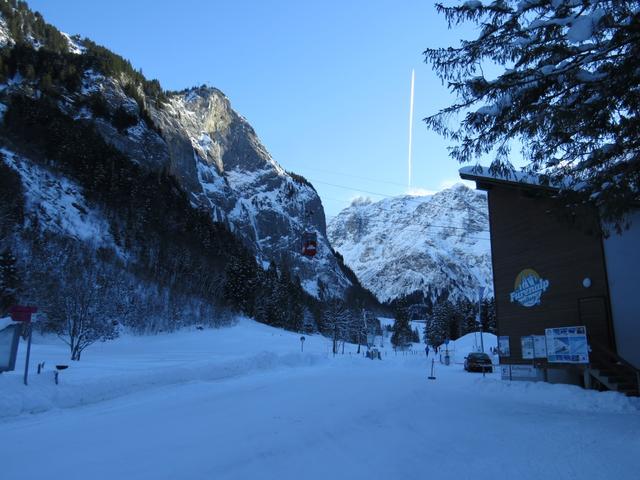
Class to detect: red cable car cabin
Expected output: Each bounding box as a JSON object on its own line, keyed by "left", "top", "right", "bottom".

{"left": 301, "top": 231, "right": 317, "bottom": 257}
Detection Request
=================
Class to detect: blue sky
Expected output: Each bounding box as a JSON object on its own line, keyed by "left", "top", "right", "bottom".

{"left": 29, "top": 0, "right": 480, "bottom": 217}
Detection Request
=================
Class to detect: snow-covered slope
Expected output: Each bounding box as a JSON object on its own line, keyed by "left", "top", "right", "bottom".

{"left": 327, "top": 184, "right": 493, "bottom": 303}
{"left": 1, "top": 149, "right": 117, "bottom": 250}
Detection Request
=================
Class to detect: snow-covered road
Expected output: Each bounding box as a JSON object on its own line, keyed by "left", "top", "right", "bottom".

{"left": 2, "top": 359, "right": 639, "bottom": 479}
{"left": 1, "top": 320, "right": 638, "bottom": 479}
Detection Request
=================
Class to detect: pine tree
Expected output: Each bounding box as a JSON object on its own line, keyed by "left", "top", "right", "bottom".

{"left": 482, "top": 298, "right": 497, "bottom": 334}
{"left": 222, "top": 253, "right": 259, "bottom": 316}
{"left": 301, "top": 306, "right": 316, "bottom": 334}
{"left": 424, "top": 0, "right": 640, "bottom": 230}
{"left": 412, "top": 327, "right": 421, "bottom": 343}
{"left": 426, "top": 300, "right": 454, "bottom": 347}
{"left": 391, "top": 308, "right": 413, "bottom": 350}
{"left": 0, "top": 249, "right": 19, "bottom": 313}
{"left": 458, "top": 298, "right": 479, "bottom": 336}
{"left": 0, "top": 157, "right": 24, "bottom": 238}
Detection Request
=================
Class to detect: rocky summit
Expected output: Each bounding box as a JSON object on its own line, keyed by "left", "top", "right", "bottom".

{"left": 90, "top": 78, "right": 352, "bottom": 298}
{"left": 327, "top": 184, "right": 493, "bottom": 303}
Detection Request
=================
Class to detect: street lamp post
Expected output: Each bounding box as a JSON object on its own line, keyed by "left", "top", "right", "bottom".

{"left": 477, "top": 286, "right": 485, "bottom": 353}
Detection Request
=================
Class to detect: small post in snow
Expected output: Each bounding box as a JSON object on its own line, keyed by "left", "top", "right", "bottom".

{"left": 428, "top": 359, "right": 436, "bottom": 380}
{"left": 23, "top": 324, "right": 33, "bottom": 386}
{"left": 477, "top": 286, "right": 485, "bottom": 353}
{"left": 300, "top": 335, "right": 305, "bottom": 353}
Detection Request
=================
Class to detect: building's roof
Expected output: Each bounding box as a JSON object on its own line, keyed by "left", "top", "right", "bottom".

{"left": 459, "top": 166, "right": 560, "bottom": 192}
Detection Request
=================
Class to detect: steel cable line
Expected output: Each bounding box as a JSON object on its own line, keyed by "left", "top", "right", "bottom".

{"left": 308, "top": 177, "right": 486, "bottom": 217}
{"left": 299, "top": 165, "right": 411, "bottom": 189}
{"left": 304, "top": 178, "right": 491, "bottom": 235}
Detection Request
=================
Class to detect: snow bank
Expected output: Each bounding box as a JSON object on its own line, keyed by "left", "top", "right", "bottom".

{"left": 473, "top": 377, "right": 639, "bottom": 414}
{"left": 439, "top": 331, "right": 497, "bottom": 363}
{"left": 0, "top": 350, "right": 326, "bottom": 419}
{"left": 0, "top": 316, "right": 19, "bottom": 331}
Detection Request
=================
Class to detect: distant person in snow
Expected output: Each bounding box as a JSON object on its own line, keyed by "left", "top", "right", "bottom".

{"left": 425, "top": 345, "right": 429, "bottom": 357}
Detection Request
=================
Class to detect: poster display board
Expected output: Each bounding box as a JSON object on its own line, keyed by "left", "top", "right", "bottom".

{"left": 498, "top": 336, "right": 510, "bottom": 357}
{"left": 0, "top": 323, "right": 21, "bottom": 372}
{"left": 533, "top": 335, "right": 547, "bottom": 358}
{"left": 521, "top": 335, "right": 549, "bottom": 359}
{"left": 521, "top": 336, "right": 534, "bottom": 359}
{"left": 545, "top": 326, "right": 589, "bottom": 364}
{"left": 500, "top": 364, "right": 542, "bottom": 381}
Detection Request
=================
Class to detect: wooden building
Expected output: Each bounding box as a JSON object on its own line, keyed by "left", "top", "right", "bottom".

{"left": 460, "top": 167, "right": 639, "bottom": 396}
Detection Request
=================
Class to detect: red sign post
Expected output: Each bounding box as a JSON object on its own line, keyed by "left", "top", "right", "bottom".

{"left": 8, "top": 305, "right": 38, "bottom": 323}
{"left": 8, "top": 306, "right": 38, "bottom": 385}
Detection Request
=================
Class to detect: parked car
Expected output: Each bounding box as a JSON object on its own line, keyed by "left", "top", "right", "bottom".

{"left": 366, "top": 348, "right": 381, "bottom": 360}
{"left": 464, "top": 352, "right": 493, "bottom": 373}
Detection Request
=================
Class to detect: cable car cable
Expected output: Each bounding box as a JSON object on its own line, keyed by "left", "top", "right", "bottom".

{"left": 306, "top": 177, "right": 489, "bottom": 227}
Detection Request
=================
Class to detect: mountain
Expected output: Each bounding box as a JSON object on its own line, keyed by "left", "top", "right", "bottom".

{"left": 0, "top": 0, "right": 378, "bottom": 340}
{"left": 0, "top": 1, "right": 356, "bottom": 298}
{"left": 90, "top": 80, "right": 351, "bottom": 298}
{"left": 327, "top": 184, "right": 493, "bottom": 305}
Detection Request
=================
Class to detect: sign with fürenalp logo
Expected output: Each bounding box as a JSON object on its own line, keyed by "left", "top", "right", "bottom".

{"left": 510, "top": 269, "right": 549, "bottom": 307}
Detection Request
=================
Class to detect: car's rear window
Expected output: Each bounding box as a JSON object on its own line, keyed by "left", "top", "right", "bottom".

{"left": 470, "top": 353, "right": 489, "bottom": 359}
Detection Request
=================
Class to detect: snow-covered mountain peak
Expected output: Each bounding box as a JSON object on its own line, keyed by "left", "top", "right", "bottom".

{"left": 327, "top": 184, "right": 492, "bottom": 303}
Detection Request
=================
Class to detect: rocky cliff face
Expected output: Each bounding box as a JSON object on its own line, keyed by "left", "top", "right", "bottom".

{"left": 0, "top": 18, "right": 351, "bottom": 298}
{"left": 88, "top": 76, "right": 349, "bottom": 296}
{"left": 156, "top": 86, "right": 349, "bottom": 297}
{"left": 327, "top": 185, "right": 493, "bottom": 303}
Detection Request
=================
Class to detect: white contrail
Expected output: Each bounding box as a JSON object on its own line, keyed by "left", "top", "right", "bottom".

{"left": 407, "top": 69, "right": 415, "bottom": 190}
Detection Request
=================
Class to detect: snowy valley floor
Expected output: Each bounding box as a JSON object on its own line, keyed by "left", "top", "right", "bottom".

{"left": 1, "top": 319, "right": 639, "bottom": 480}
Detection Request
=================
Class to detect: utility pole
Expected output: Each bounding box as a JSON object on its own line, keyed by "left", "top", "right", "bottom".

{"left": 358, "top": 308, "right": 365, "bottom": 354}
{"left": 477, "top": 286, "right": 485, "bottom": 353}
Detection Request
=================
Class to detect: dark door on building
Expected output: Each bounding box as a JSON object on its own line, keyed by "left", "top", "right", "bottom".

{"left": 578, "top": 296, "right": 614, "bottom": 350}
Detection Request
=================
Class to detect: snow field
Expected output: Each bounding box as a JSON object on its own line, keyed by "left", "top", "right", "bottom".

{"left": 0, "top": 318, "right": 332, "bottom": 419}
{"left": 0, "top": 318, "right": 638, "bottom": 480}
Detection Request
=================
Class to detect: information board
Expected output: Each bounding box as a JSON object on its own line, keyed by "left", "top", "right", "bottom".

{"left": 533, "top": 335, "right": 547, "bottom": 358}
{"left": 521, "top": 336, "right": 534, "bottom": 359}
{"left": 498, "top": 336, "right": 510, "bottom": 357}
{"left": 545, "top": 326, "right": 589, "bottom": 364}
{"left": 500, "top": 364, "right": 541, "bottom": 381}
{"left": 0, "top": 324, "right": 21, "bottom": 372}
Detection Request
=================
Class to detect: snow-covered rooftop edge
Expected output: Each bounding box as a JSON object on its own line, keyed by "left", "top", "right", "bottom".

{"left": 459, "top": 165, "right": 560, "bottom": 190}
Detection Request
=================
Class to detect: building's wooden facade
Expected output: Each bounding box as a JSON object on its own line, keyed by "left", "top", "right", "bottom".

{"left": 461, "top": 169, "right": 639, "bottom": 392}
